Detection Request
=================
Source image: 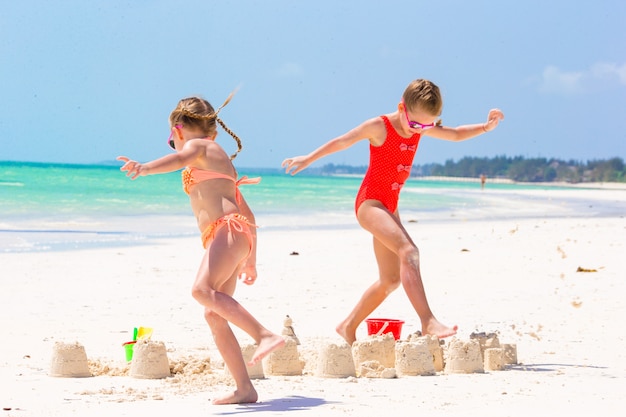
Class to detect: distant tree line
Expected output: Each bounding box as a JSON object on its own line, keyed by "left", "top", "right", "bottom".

{"left": 319, "top": 156, "right": 626, "bottom": 183}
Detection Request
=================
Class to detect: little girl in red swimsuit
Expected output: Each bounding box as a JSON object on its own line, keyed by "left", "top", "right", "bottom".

{"left": 283, "top": 78, "right": 504, "bottom": 345}
{"left": 117, "top": 91, "right": 284, "bottom": 405}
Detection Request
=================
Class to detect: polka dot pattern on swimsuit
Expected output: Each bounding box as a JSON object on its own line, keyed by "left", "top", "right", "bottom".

{"left": 354, "top": 116, "right": 421, "bottom": 213}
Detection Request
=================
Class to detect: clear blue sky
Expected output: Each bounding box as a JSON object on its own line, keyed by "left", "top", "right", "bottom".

{"left": 1, "top": 0, "right": 624, "bottom": 168}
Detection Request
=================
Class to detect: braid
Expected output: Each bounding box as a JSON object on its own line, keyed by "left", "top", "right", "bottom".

{"left": 215, "top": 88, "right": 237, "bottom": 115}
{"left": 179, "top": 107, "right": 211, "bottom": 121}
{"left": 217, "top": 117, "right": 242, "bottom": 160}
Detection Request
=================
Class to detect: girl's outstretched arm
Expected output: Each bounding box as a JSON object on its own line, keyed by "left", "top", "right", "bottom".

{"left": 117, "top": 140, "right": 206, "bottom": 179}
{"left": 282, "top": 117, "right": 381, "bottom": 175}
{"left": 424, "top": 108, "right": 504, "bottom": 142}
{"left": 117, "top": 154, "right": 187, "bottom": 179}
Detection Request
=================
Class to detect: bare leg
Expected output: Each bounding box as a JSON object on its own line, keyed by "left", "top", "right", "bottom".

{"left": 336, "top": 236, "right": 402, "bottom": 345}
{"left": 337, "top": 201, "right": 457, "bottom": 343}
{"left": 193, "top": 229, "right": 284, "bottom": 405}
{"left": 194, "top": 283, "right": 284, "bottom": 365}
{"left": 204, "top": 308, "right": 258, "bottom": 405}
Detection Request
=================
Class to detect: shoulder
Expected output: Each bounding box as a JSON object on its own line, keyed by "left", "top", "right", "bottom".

{"left": 186, "top": 138, "right": 227, "bottom": 155}
{"left": 185, "top": 139, "right": 231, "bottom": 166}
{"left": 358, "top": 115, "right": 389, "bottom": 147}
{"left": 356, "top": 115, "right": 386, "bottom": 136}
{"left": 334, "top": 116, "right": 388, "bottom": 147}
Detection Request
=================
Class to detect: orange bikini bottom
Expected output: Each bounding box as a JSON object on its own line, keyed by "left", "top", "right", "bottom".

{"left": 200, "top": 213, "right": 256, "bottom": 255}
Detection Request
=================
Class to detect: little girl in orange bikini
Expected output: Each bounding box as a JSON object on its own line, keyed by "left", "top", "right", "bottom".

{"left": 283, "top": 78, "right": 504, "bottom": 345}
{"left": 117, "top": 91, "right": 284, "bottom": 405}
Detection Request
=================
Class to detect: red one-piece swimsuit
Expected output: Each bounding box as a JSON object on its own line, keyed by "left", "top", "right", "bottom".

{"left": 354, "top": 115, "right": 421, "bottom": 214}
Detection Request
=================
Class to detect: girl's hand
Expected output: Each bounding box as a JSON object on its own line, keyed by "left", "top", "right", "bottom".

{"left": 238, "top": 264, "right": 258, "bottom": 285}
{"left": 282, "top": 156, "right": 310, "bottom": 176}
{"left": 117, "top": 156, "right": 146, "bottom": 180}
{"left": 483, "top": 109, "right": 505, "bottom": 132}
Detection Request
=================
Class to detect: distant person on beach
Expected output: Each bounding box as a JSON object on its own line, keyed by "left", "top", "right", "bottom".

{"left": 282, "top": 78, "right": 504, "bottom": 344}
{"left": 117, "top": 91, "right": 284, "bottom": 405}
{"left": 481, "top": 174, "right": 487, "bottom": 190}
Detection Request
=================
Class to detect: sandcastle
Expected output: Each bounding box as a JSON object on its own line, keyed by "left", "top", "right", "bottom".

{"left": 484, "top": 347, "right": 504, "bottom": 371}
{"left": 351, "top": 333, "right": 396, "bottom": 378}
{"left": 443, "top": 337, "right": 484, "bottom": 374}
{"left": 442, "top": 333, "right": 518, "bottom": 373}
{"left": 263, "top": 316, "right": 304, "bottom": 376}
{"left": 282, "top": 315, "right": 300, "bottom": 345}
{"left": 46, "top": 320, "right": 519, "bottom": 386}
{"left": 263, "top": 338, "right": 304, "bottom": 376}
{"left": 407, "top": 333, "right": 444, "bottom": 372}
{"left": 470, "top": 331, "right": 502, "bottom": 371}
{"left": 129, "top": 340, "right": 171, "bottom": 379}
{"left": 315, "top": 342, "right": 356, "bottom": 378}
{"left": 469, "top": 332, "right": 518, "bottom": 371}
{"left": 395, "top": 339, "right": 436, "bottom": 376}
{"left": 49, "top": 341, "right": 91, "bottom": 378}
{"left": 224, "top": 344, "right": 265, "bottom": 379}
{"left": 502, "top": 343, "right": 518, "bottom": 365}
{"left": 470, "top": 332, "right": 501, "bottom": 357}
{"left": 242, "top": 344, "right": 266, "bottom": 379}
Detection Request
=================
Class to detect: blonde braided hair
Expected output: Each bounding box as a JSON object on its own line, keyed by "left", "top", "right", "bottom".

{"left": 169, "top": 89, "right": 243, "bottom": 159}
{"left": 403, "top": 79, "right": 444, "bottom": 126}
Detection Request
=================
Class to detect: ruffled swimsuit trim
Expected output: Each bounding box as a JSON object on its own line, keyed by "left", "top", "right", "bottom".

{"left": 201, "top": 213, "right": 256, "bottom": 252}
{"left": 182, "top": 167, "right": 261, "bottom": 204}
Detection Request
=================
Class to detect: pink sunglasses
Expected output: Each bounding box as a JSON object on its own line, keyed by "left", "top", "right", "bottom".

{"left": 167, "top": 125, "right": 183, "bottom": 149}
{"left": 402, "top": 102, "right": 435, "bottom": 130}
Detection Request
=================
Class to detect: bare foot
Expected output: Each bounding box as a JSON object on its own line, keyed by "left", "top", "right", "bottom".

{"left": 248, "top": 334, "right": 285, "bottom": 366}
{"left": 336, "top": 320, "right": 357, "bottom": 345}
{"left": 212, "top": 387, "right": 258, "bottom": 405}
{"left": 423, "top": 320, "right": 458, "bottom": 339}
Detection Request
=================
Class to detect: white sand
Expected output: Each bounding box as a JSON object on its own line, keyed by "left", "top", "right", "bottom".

{"left": 1, "top": 187, "right": 625, "bottom": 416}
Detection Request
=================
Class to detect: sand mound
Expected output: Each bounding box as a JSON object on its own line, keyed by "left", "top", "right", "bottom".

{"left": 263, "top": 338, "right": 304, "bottom": 376}
{"left": 129, "top": 340, "right": 170, "bottom": 379}
{"left": 315, "top": 342, "right": 356, "bottom": 378}
{"left": 352, "top": 334, "right": 396, "bottom": 377}
{"left": 444, "top": 337, "right": 484, "bottom": 374}
{"left": 395, "top": 339, "right": 436, "bottom": 376}
{"left": 49, "top": 341, "right": 91, "bottom": 378}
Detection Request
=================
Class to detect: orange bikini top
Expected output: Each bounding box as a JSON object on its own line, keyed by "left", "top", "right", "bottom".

{"left": 182, "top": 167, "right": 261, "bottom": 203}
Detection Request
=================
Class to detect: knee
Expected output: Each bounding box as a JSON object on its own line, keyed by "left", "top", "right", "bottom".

{"left": 191, "top": 283, "right": 214, "bottom": 304}
{"left": 383, "top": 276, "right": 402, "bottom": 292}
{"left": 399, "top": 245, "right": 420, "bottom": 268}
{"left": 378, "top": 270, "right": 401, "bottom": 292}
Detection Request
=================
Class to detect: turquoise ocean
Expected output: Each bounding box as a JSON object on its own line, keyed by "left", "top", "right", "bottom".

{"left": 1, "top": 161, "right": 621, "bottom": 253}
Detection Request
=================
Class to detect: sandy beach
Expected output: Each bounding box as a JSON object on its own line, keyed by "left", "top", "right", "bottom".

{"left": 1, "top": 186, "right": 625, "bottom": 416}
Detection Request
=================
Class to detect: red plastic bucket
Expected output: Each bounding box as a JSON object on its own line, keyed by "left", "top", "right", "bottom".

{"left": 365, "top": 318, "right": 404, "bottom": 340}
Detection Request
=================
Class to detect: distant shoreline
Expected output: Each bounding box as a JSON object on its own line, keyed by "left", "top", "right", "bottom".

{"left": 413, "top": 176, "right": 626, "bottom": 189}
{"left": 412, "top": 175, "right": 512, "bottom": 184}
{"left": 332, "top": 174, "right": 626, "bottom": 190}
{"left": 2, "top": 161, "right": 625, "bottom": 189}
